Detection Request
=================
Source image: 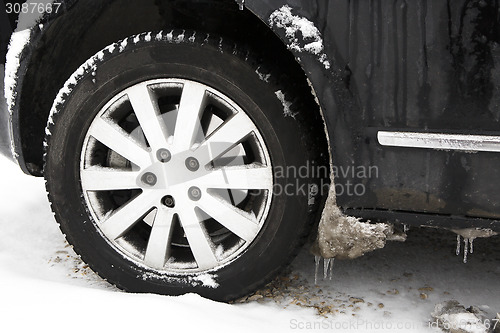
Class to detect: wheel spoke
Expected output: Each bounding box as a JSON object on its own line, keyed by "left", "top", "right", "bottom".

{"left": 178, "top": 208, "right": 217, "bottom": 270}
{"left": 196, "top": 194, "right": 259, "bottom": 242}
{"left": 81, "top": 167, "right": 141, "bottom": 191}
{"left": 100, "top": 191, "right": 158, "bottom": 240}
{"left": 195, "top": 112, "right": 256, "bottom": 162}
{"left": 126, "top": 84, "right": 169, "bottom": 151}
{"left": 197, "top": 164, "right": 273, "bottom": 190}
{"left": 173, "top": 82, "right": 207, "bottom": 152}
{"left": 89, "top": 117, "right": 151, "bottom": 169}
{"left": 144, "top": 207, "right": 175, "bottom": 269}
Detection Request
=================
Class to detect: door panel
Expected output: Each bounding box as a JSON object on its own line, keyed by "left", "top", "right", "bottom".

{"left": 321, "top": 0, "right": 500, "bottom": 218}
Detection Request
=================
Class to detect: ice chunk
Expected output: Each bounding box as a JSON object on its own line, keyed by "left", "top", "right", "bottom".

{"left": 311, "top": 183, "right": 393, "bottom": 260}
{"left": 452, "top": 228, "right": 497, "bottom": 263}
{"left": 431, "top": 300, "right": 489, "bottom": 333}
{"left": 452, "top": 228, "right": 498, "bottom": 239}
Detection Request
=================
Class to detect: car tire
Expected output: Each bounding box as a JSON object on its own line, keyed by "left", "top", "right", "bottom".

{"left": 44, "top": 30, "right": 325, "bottom": 301}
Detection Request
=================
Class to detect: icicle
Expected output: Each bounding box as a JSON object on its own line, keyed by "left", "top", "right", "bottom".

{"left": 314, "top": 255, "right": 321, "bottom": 285}
{"left": 323, "top": 258, "right": 332, "bottom": 280}
{"left": 456, "top": 235, "right": 461, "bottom": 255}
{"left": 463, "top": 238, "right": 469, "bottom": 264}
{"left": 328, "top": 259, "right": 335, "bottom": 280}
{"left": 470, "top": 238, "right": 474, "bottom": 254}
{"left": 404, "top": 224, "right": 409, "bottom": 233}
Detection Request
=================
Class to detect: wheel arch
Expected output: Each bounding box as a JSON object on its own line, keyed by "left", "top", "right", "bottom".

{"left": 10, "top": 0, "right": 335, "bottom": 177}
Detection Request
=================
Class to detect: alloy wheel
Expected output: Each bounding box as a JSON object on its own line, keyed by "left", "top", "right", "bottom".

{"left": 80, "top": 79, "right": 274, "bottom": 273}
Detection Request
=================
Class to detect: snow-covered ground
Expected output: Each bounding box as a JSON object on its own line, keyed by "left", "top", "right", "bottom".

{"left": 0, "top": 155, "right": 499, "bottom": 332}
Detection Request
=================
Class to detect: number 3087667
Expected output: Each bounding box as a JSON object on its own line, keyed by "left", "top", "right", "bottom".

{"left": 5, "top": 2, "right": 62, "bottom": 14}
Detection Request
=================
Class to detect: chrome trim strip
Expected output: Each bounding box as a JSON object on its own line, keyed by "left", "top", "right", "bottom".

{"left": 377, "top": 131, "right": 500, "bottom": 152}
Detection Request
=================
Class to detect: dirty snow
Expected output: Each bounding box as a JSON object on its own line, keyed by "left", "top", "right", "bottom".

{"left": 1, "top": 154, "right": 499, "bottom": 332}
{"left": 269, "top": 5, "right": 331, "bottom": 69}
{"left": 311, "top": 200, "right": 394, "bottom": 260}
{"left": 431, "top": 301, "right": 490, "bottom": 333}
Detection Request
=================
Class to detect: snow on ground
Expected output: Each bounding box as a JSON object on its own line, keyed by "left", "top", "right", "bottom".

{"left": 0, "top": 155, "right": 499, "bottom": 332}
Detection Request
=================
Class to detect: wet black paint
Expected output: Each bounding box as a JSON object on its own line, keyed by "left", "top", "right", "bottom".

{"left": 249, "top": 0, "right": 500, "bottom": 223}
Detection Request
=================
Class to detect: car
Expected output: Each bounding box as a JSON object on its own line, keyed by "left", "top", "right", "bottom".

{"left": 1, "top": 0, "right": 499, "bottom": 301}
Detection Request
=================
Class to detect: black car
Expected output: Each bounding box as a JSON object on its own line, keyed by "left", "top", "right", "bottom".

{"left": 1, "top": 0, "right": 499, "bottom": 301}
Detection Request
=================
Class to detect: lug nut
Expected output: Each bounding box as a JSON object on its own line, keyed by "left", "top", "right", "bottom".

{"left": 163, "top": 195, "right": 175, "bottom": 208}
{"left": 157, "top": 149, "right": 172, "bottom": 163}
{"left": 188, "top": 186, "right": 202, "bottom": 201}
{"left": 185, "top": 157, "right": 200, "bottom": 171}
{"left": 141, "top": 172, "right": 157, "bottom": 186}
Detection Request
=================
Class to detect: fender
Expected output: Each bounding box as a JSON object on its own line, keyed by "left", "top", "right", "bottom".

{"left": 1, "top": 0, "right": 74, "bottom": 170}
{"left": 245, "top": 0, "right": 360, "bottom": 153}
{"left": 3, "top": 0, "right": 344, "bottom": 175}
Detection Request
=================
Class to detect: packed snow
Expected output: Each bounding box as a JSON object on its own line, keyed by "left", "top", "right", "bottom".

{"left": 275, "top": 90, "right": 297, "bottom": 118}
{"left": 269, "top": 5, "right": 331, "bottom": 69}
{"left": 4, "top": 29, "right": 31, "bottom": 116}
{"left": 255, "top": 66, "right": 271, "bottom": 83}
{"left": 1, "top": 155, "right": 499, "bottom": 332}
{"left": 4, "top": 0, "right": 52, "bottom": 116}
{"left": 4, "top": 0, "right": 52, "bottom": 117}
